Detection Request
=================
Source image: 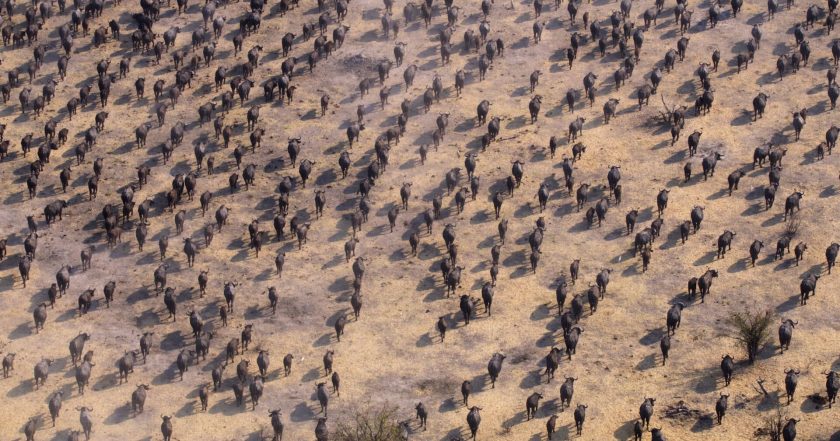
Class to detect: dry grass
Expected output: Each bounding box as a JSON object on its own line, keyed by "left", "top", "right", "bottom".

{"left": 1, "top": 0, "right": 840, "bottom": 438}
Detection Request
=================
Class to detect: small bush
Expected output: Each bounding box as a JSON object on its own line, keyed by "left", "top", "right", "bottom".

{"left": 784, "top": 211, "right": 801, "bottom": 238}
{"left": 332, "top": 403, "right": 406, "bottom": 441}
{"left": 727, "top": 309, "right": 773, "bottom": 363}
{"left": 755, "top": 406, "right": 786, "bottom": 441}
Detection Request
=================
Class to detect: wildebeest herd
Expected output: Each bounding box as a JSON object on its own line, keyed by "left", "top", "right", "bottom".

{"left": 0, "top": 0, "right": 840, "bottom": 437}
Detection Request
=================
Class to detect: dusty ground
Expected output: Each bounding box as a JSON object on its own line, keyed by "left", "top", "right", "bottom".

{"left": 0, "top": 0, "right": 840, "bottom": 439}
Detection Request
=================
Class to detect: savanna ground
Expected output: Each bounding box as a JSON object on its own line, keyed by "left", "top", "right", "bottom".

{"left": 0, "top": 0, "right": 839, "bottom": 438}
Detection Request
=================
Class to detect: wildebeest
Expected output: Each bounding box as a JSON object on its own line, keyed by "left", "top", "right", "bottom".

{"left": 716, "top": 230, "right": 736, "bottom": 259}
{"left": 826, "top": 243, "right": 839, "bottom": 274}
{"left": 2, "top": 352, "right": 15, "bottom": 378}
{"left": 467, "top": 406, "right": 482, "bottom": 440}
{"left": 559, "top": 376, "right": 576, "bottom": 410}
{"left": 75, "top": 359, "right": 94, "bottom": 394}
{"left": 825, "top": 370, "right": 840, "bottom": 408}
{"left": 410, "top": 402, "right": 427, "bottom": 430}
{"left": 603, "top": 98, "right": 619, "bottom": 124}
{"left": 69, "top": 333, "right": 90, "bottom": 366}
{"left": 78, "top": 407, "right": 94, "bottom": 440}
{"left": 44, "top": 200, "right": 68, "bottom": 224}
{"left": 697, "top": 269, "right": 718, "bottom": 302}
{"left": 315, "top": 382, "right": 330, "bottom": 416}
{"left": 249, "top": 375, "right": 264, "bottom": 410}
{"left": 659, "top": 334, "right": 671, "bottom": 365}
{"left": 715, "top": 393, "right": 729, "bottom": 424}
{"left": 487, "top": 352, "right": 506, "bottom": 388}
{"left": 750, "top": 240, "right": 764, "bottom": 266}
{"left": 792, "top": 109, "right": 807, "bottom": 140}
{"left": 593, "top": 269, "right": 610, "bottom": 295}
{"left": 690, "top": 206, "right": 704, "bottom": 232}
{"left": 702, "top": 152, "right": 723, "bottom": 180}
{"left": 639, "top": 398, "right": 655, "bottom": 429}
{"left": 543, "top": 347, "right": 562, "bottom": 383}
{"left": 176, "top": 349, "right": 194, "bottom": 380}
{"left": 651, "top": 189, "right": 669, "bottom": 217}
{"left": 781, "top": 369, "right": 801, "bottom": 405}
{"left": 727, "top": 170, "right": 745, "bottom": 196}
{"left": 137, "top": 332, "right": 154, "bottom": 363}
{"left": 775, "top": 236, "right": 793, "bottom": 261}
{"left": 118, "top": 350, "right": 139, "bottom": 384}
{"left": 799, "top": 272, "right": 819, "bottom": 305}
{"left": 687, "top": 130, "right": 702, "bottom": 156}
{"left": 546, "top": 413, "right": 558, "bottom": 440}
{"left": 784, "top": 191, "right": 803, "bottom": 220}
{"left": 160, "top": 415, "right": 174, "bottom": 441}
{"left": 573, "top": 404, "right": 588, "bottom": 435}
{"left": 568, "top": 116, "right": 585, "bottom": 142}
{"left": 720, "top": 354, "right": 735, "bottom": 386}
{"left": 132, "top": 384, "right": 150, "bottom": 414}
{"left": 323, "top": 350, "right": 334, "bottom": 375}
{"left": 781, "top": 418, "right": 800, "bottom": 441}
{"left": 764, "top": 182, "right": 779, "bottom": 210}
{"left": 590, "top": 197, "right": 608, "bottom": 227}
{"left": 189, "top": 310, "right": 204, "bottom": 338}
{"left": 564, "top": 326, "right": 583, "bottom": 359}
{"left": 47, "top": 391, "right": 63, "bottom": 426}
{"left": 666, "top": 303, "right": 684, "bottom": 335}
{"left": 34, "top": 358, "right": 53, "bottom": 389}
{"left": 269, "top": 409, "right": 284, "bottom": 440}
{"left": 753, "top": 92, "right": 768, "bottom": 120}
{"left": 790, "top": 242, "right": 807, "bottom": 266}
{"left": 33, "top": 302, "right": 47, "bottom": 332}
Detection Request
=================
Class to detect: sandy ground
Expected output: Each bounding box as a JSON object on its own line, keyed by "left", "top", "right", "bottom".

{"left": 0, "top": 0, "right": 839, "bottom": 439}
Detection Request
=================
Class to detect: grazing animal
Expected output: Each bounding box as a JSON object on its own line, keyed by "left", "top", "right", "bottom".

{"left": 574, "top": 404, "right": 587, "bottom": 435}
{"left": 827, "top": 370, "right": 840, "bottom": 408}
{"left": 721, "top": 354, "right": 735, "bottom": 386}
{"left": 715, "top": 394, "right": 729, "bottom": 424}
{"left": 467, "top": 406, "right": 482, "bottom": 440}
{"left": 639, "top": 398, "right": 655, "bottom": 429}
{"left": 784, "top": 369, "right": 800, "bottom": 404}
{"left": 487, "top": 353, "right": 506, "bottom": 388}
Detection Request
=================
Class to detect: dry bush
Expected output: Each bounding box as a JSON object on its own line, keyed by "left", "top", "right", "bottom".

{"left": 754, "top": 406, "right": 786, "bottom": 441}
{"left": 784, "top": 211, "right": 801, "bottom": 238}
{"left": 332, "top": 403, "right": 406, "bottom": 441}
{"left": 727, "top": 309, "right": 773, "bottom": 363}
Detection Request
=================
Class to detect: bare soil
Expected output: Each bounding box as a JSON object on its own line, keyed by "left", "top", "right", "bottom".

{"left": 0, "top": 0, "right": 840, "bottom": 439}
